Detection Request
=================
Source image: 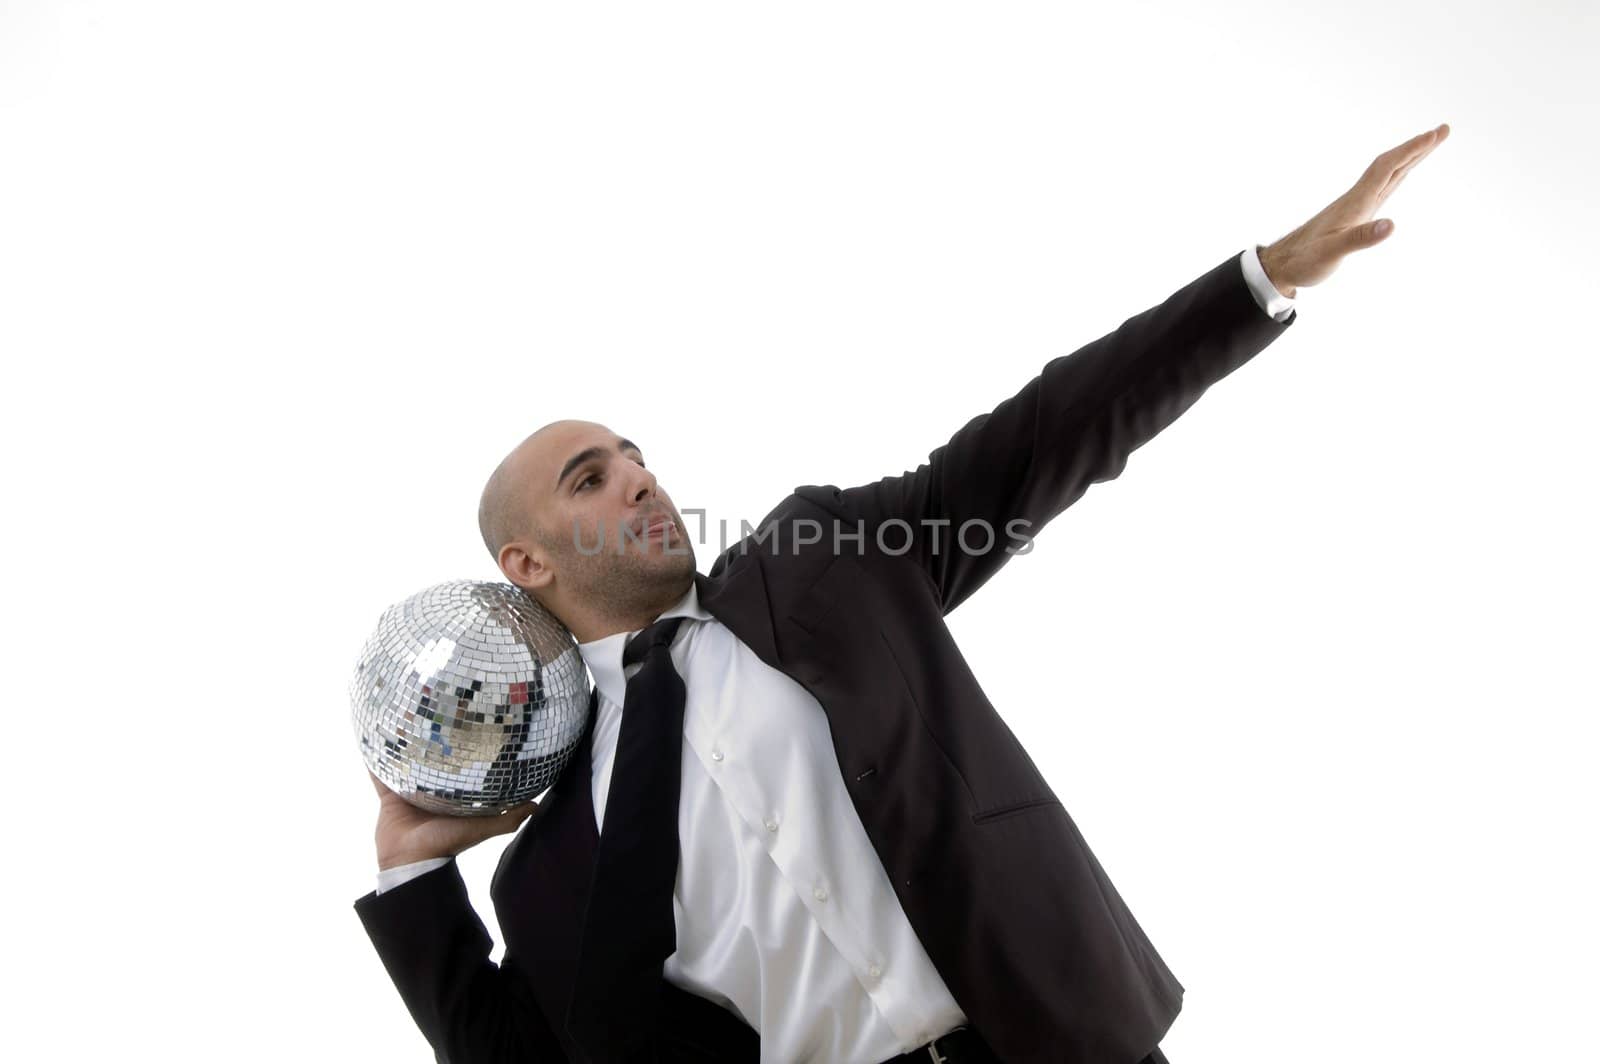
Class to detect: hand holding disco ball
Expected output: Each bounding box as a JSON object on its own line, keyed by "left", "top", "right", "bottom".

{"left": 366, "top": 768, "right": 541, "bottom": 872}
{"left": 350, "top": 581, "right": 593, "bottom": 837}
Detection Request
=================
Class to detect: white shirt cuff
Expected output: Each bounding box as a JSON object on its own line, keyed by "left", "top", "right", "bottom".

{"left": 1240, "top": 245, "right": 1296, "bottom": 321}
{"left": 375, "top": 856, "right": 452, "bottom": 895}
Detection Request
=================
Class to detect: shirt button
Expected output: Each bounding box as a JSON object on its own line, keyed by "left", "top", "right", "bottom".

{"left": 764, "top": 818, "right": 778, "bottom": 832}
{"left": 867, "top": 963, "right": 882, "bottom": 979}
{"left": 711, "top": 748, "right": 724, "bottom": 762}
{"left": 813, "top": 886, "right": 828, "bottom": 902}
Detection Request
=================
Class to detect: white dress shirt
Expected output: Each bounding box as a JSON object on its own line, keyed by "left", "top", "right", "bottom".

{"left": 373, "top": 246, "right": 1296, "bottom": 1061}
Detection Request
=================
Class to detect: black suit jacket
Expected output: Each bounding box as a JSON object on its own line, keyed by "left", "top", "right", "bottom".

{"left": 354, "top": 250, "right": 1296, "bottom": 1064}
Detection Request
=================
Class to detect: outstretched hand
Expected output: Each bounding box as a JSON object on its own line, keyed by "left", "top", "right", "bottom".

{"left": 369, "top": 770, "right": 540, "bottom": 871}
{"left": 1260, "top": 122, "right": 1451, "bottom": 298}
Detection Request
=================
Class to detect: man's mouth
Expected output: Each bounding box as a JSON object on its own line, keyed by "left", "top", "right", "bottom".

{"left": 632, "top": 514, "right": 675, "bottom": 541}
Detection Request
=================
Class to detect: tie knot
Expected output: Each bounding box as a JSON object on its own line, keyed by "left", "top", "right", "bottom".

{"left": 622, "top": 615, "right": 687, "bottom": 669}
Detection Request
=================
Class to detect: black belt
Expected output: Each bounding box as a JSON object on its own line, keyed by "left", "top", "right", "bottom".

{"left": 880, "top": 1025, "right": 1001, "bottom": 1064}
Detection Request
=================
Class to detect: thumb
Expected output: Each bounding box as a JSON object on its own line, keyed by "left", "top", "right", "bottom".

{"left": 1360, "top": 218, "right": 1395, "bottom": 247}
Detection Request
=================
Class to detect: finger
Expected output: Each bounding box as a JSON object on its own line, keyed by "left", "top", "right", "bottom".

{"left": 1397, "top": 135, "right": 1446, "bottom": 178}
{"left": 1374, "top": 130, "right": 1446, "bottom": 205}
{"left": 1380, "top": 166, "right": 1413, "bottom": 203}
{"left": 1393, "top": 125, "right": 1447, "bottom": 178}
{"left": 472, "top": 801, "right": 540, "bottom": 842}
{"left": 1345, "top": 218, "right": 1395, "bottom": 252}
{"left": 1367, "top": 123, "right": 1449, "bottom": 188}
{"left": 460, "top": 809, "right": 528, "bottom": 844}
{"left": 1385, "top": 123, "right": 1448, "bottom": 166}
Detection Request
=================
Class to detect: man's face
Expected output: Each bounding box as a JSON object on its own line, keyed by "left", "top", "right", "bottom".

{"left": 509, "top": 421, "right": 695, "bottom": 617}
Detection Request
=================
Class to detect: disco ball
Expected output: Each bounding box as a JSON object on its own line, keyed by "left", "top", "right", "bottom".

{"left": 350, "top": 580, "right": 592, "bottom": 816}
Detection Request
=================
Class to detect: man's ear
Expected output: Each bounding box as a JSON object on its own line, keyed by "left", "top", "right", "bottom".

{"left": 499, "top": 540, "right": 553, "bottom": 593}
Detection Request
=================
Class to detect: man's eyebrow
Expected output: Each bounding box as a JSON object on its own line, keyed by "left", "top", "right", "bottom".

{"left": 555, "top": 439, "right": 644, "bottom": 490}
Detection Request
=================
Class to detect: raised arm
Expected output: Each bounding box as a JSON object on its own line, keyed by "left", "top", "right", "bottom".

{"left": 838, "top": 247, "right": 1295, "bottom": 616}
{"left": 839, "top": 121, "right": 1452, "bottom": 614}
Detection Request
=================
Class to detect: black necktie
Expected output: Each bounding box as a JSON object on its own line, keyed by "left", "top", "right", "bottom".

{"left": 566, "top": 614, "right": 690, "bottom": 1062}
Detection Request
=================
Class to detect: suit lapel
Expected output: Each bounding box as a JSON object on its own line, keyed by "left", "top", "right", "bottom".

{"left": 693, "top": 549, "right": 782, "bottom": 671}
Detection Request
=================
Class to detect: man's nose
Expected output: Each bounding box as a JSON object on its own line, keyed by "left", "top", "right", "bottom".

{"left": 627, "top": 464, "right": 657, "bottom": 502}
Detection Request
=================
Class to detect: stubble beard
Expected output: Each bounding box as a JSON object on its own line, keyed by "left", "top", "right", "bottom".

{"left": 549, "top": 521, "right": 698, "bottom": 622}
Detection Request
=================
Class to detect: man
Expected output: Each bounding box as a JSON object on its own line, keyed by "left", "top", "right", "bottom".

{"left": 355, "top": 124, "right": 1450, "bottom": 1064}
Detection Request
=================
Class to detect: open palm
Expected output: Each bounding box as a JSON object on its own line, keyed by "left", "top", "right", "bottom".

{"left": 1262, "top": 122, "right": 1450, "bottom": 296}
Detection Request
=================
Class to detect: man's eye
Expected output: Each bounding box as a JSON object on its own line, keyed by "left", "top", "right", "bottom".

{"left": 578, "top": 474, "right": 600, "bottom": 491}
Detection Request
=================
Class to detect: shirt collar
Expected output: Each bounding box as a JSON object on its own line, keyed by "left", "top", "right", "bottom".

{"left": 576, "top": 579, "right": 712, "bottom": 708}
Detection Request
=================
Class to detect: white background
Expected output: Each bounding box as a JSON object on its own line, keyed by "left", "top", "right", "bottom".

{"left": 3, "top": 2, "right": 1596, "bottom": 1061}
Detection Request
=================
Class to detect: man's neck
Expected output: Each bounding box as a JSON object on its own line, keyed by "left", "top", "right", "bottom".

{"left": 562, "top": 580, "right": 694, "bottom": 644}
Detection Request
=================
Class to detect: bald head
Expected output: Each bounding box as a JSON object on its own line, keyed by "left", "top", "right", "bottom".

{"left": 477, "top": 418, "right": 693, "bottom": 640}
{"left": 477, "top": 420, "right": 577, "bottom": 562}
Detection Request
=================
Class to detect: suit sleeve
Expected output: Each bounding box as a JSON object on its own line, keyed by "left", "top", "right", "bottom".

{"left": 1242, "top": 244, "right": 1297, "bottom": 320}
{"left": 838, "top": 248, "right": 1297, "bottom": 616}
{"left": 353, "top": 858, "right": 568, "bottom": 1063}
